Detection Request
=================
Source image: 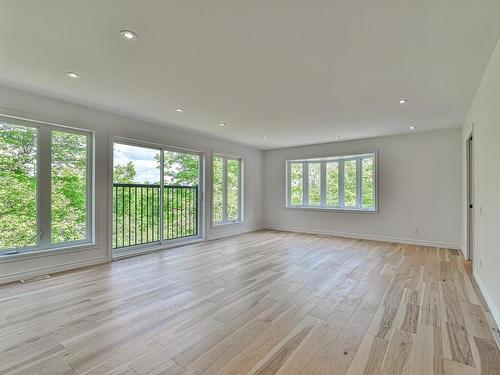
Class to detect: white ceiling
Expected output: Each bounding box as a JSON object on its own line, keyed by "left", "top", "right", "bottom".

{"left": 1, "top": 1, "right": 500, "bottom": 149}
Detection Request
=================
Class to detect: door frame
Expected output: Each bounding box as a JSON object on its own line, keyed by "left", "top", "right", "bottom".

{"left": 466, "top": 131, "right": 474, "bottom": 262}
{"left": 109, "top": 136, "right": 204, "bottom": 259}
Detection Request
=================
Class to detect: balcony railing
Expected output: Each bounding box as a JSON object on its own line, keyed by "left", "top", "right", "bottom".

{"left": 113, "top": 183, "right": 198, "bottom": 249}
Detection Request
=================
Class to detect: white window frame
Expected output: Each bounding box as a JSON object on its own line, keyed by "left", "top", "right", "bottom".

{"left": 286, "top": 152, "right": 377, "bottom": 212}
{"left": 212, "top": 153, "right": 243, "bottom": 226}
{"left": 0, "top": 114, "right": 94, "bottom": 256}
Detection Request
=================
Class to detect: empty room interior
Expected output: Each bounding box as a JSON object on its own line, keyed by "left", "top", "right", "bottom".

{"left": 2, "top": 1, "right": 500, "bottom": 374}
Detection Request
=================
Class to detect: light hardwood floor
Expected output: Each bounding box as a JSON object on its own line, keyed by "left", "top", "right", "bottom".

{"left": 1, "top": 230, "right": 500, "bottom": 375}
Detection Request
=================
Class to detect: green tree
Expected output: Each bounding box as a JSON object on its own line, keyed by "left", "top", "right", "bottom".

{"left": 162, "top": 151, "right": 199, "bottom": 186}
{"left": 0, "top": 123, "right": 37, "bottom": 249}
{"left": 113, "top": 161, "right": 136, "bottom": 183}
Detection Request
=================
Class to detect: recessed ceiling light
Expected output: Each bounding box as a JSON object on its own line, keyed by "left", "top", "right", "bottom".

{"left": 336, "top": 136, "right": 340, "bottom": 139}
{"left": 120, "top": 30, "right": 138, "bottom": 40}
{"left": 219, "top": 123, "right": 227, "bottom": 127}
{"left": 398, "top": 98, "right": 408, "bottom": 104}
{"left": 176, "top": 108, "right": 184, "bottom": 112}
{"left": 263, "top": 136, "right": 268, "bottom": 140}
{"left": 66, "top": 72, "right": 80, "bottom": 79}
{"left": 409, "top": 125, "right": 416, "bottom": 130}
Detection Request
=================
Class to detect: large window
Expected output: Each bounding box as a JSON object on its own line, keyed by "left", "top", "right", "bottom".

{"left": 287, "top": 153, "right": 376, "bottom": 211}
{"left": 0, "top": 116, "right": 93, "bottom": 255}
{"left": 212, "top": 154, "right": 242, "bottom": 225}
{"left": 112, "top": 142, "right": 201, "bottom": 252}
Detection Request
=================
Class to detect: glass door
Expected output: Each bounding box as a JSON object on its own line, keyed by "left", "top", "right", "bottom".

{"left": 112, "top": 141, "right": 201, "bottom": 256}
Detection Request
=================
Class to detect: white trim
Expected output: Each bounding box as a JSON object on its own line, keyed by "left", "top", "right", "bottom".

{"left": 264, "top": 225, "right": 463, "bottom": 249}
{"left": 474, "top": 272, "right": 500, "bottom": 337}
{"left": 0, "top": 256, "right": 108, "bottom": 285}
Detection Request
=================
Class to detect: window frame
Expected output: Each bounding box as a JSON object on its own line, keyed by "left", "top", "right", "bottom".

{"left": 286, "top": 152, "right": 377, "bottom": 213}
{"left": 211, "top": 153, "right": 243, "bottom": 226}
{"left": 0, "top": 114, "right": 95, "bottom": 256}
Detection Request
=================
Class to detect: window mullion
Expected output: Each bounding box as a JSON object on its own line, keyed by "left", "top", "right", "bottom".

{"left": 303, "top": 162, "right": 309, "bottom": 206}
{"left": 320, "top": 162, "right": 326, "bottom": 207}
{"left": 38, "top": 127, "right": 51, "bottom": 247}
{"left": 222, "top": 157, "right": 228, "bottom": 222}
{"left": 338, "top": 160, "right": 345, "bottom": 208}
{"left": 356, "top": 158, "right": 362, "bottom": 208}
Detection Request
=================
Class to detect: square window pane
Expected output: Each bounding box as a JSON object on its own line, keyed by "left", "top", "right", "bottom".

{"left": 308, "top": 163, "right": 321, "bottom": 206}
{"left": 227, "top": 159, "right": 240, "bottom": 221}
{"left": 344, "top": 159, "right": 357, "bottom": 208}
{"left": 0, "top": 121, "right": 38, "bottom": 250}
{"left": 290, "top": 163, "right": 303, "bottom": 206}
{"left": 212, "top": 156, "right": 224, "bottom": 223}
{"left": 326, "top": 162, "right": 339, "bottom": 206}
{"left": 51, "top": 130, "right": 89, "bottom": 244}
{"left": 362, "top": 158, "right": 374, "bottom": 209}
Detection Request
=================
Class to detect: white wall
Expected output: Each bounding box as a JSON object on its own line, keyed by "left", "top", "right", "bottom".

{"left": 461, "top": 37, "right": 500, "bottom": 324}
{"left": 0, "top": 85, "right": 264, "bottom": 283}
{"left": 264, "top": 129, "right": 462, "bottom": 248}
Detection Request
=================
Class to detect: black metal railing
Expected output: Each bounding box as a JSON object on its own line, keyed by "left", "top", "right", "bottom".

{"left": 113, "top": 183, "right": 198, "bottom": 249}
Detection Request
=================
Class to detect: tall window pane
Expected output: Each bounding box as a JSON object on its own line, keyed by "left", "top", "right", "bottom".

{"left": 290, "top": 163, "right": 303, "bottom": 206}
{"left": 164, "top": 151, "right": 200, "bottom": 238}
{"left": 344, "top": 159, "right": 357, "bottom": 208}
{"left": 326, "top": 162, "right": 339, "bottom": 206}
{"left": 362, "top": 158, "right": 374, "bottom": 209}
{"left": 112, "top": 143, "right": 160, "bottom": 249}
{"left": 212, "top": 156, "right": 224, "bottom": 223}
{"left": 227, "top": 159, "right": 240, "bottom": 221}
{"left": 308, "top": 163, "right": 321, "bottom": 206}
{"left": 0, "top": 122, "right": 37, "bottom": 250}
{"left": 51, "top": 131, "right": 89, "bottom": 243}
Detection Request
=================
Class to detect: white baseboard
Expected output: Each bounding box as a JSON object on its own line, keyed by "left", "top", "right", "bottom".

{"left": 473, "top": 272, "right": 500, "bottom": 332}
{"left": 264, "top": 225, "right": 463, "bottom": 249}
{"left": 0, "top": 256, "right": 108, "bottom": 285}
{"left": 208, "top": 225, "right": 265, "bottom": 241}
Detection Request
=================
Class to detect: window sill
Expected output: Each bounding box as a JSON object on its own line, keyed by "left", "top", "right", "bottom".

{"left": 0, "top": 242, "right": 98, "bottom": 263}
{"left": 286, "top": 206, "right": 378, "bottom": 214}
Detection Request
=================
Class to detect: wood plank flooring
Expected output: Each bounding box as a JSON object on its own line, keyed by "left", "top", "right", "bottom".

{"left": 1, "top": 230, "right": 500, "bottom": 374}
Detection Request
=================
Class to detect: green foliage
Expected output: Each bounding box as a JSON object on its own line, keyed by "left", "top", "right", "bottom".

{"left": 362, "top": 158, "right": 374, "bottom": 208}
{"left": 0, "top": 123, "right": 37, "bottom": 249}
{"left": 51, "top": 131, "right": 88, "bottom": 243}
{"left": 308, "top": 163, "right": 321, "bottom": 206}
{"left": 0, "top": 124, "right": 89, "bottom": 250}
{"left": 212, "top": 156, "right": 224, "bottom": 223}
{"left": 227, "top": 159, "right": 240, "bottom": 220}
{"left": 290, "top": 163, "right": 303, "bottom": 205}
{"left": 164, "top": 151, "right": 199, "bottom": 185}
{"left": 344, "top": 160, "right": 357, "bottom": 207}
{"left": 113, "top": 161, "right": 136, "bottom": 183}
{"left": 326, "top": 162, "right": 339, "bottom": 206}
